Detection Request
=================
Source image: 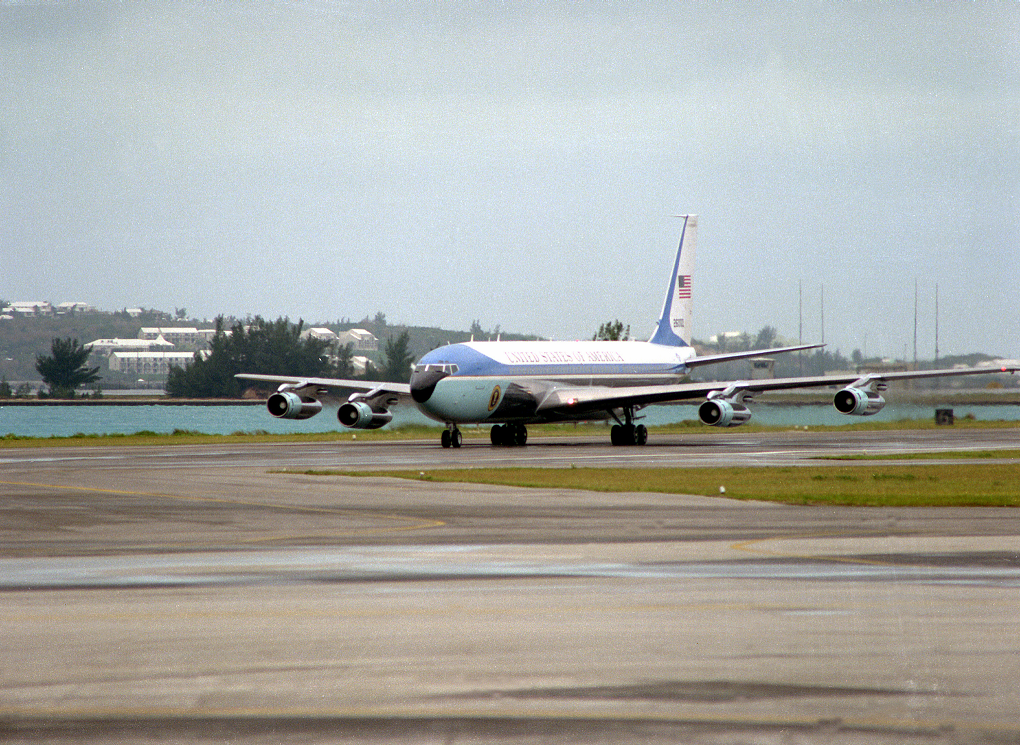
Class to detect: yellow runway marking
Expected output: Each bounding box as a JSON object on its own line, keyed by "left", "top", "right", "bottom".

{"left": 731, "top": 532, "right": 901, "bottom": 567}
{"left": 0, "top": 704, "right": 1015, "bottom": 738}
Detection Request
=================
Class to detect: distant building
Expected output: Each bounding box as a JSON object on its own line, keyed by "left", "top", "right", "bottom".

{"left": 108, "top": 351, "right": 205, "bottom": 376}
{"left": 11, "top": 301, "right": 53, "bottom": 316}
{"left": 138, "top": 327, "right": 217, "bottom": 347}
{"left": 301, "top": 327, "right": 340, "bottom": 343}
{"left": 749, "top": 358, "right": 775, "bottom": 380}
{"left": 55, "top": 302, "right": 95, "bottom": 314}
{"left": 708, "top": 331, "right": 745, "bottom": 345}
{"left": 352, "top": 356, "right": 373, "bottom": 376}
{"left": 338, "top": 328, "right": 378, "bottom": 352}
{"left": 125, "top": 308, "right": 144, "bottom": 318}
{"left": 87, "top": 337, "right": 175, "bottom": 356}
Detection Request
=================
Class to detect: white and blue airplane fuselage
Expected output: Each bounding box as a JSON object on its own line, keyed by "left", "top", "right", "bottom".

{"left": 410, "top": 340, "right": 695, "bottom": 425}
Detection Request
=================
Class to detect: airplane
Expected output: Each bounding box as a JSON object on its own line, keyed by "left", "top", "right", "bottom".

{"left": 237, "top": 215, "right": 1017, "bottom": 448}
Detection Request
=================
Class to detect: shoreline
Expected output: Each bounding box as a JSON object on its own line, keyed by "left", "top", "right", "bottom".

{"left": 1, "top": 391, "right": 1018, "bottom": 407}
{"left": 0, "top": 398, "right": 262, "bottom": 406}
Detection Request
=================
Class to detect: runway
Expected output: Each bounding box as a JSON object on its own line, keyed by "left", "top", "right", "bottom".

{"left": 2, "top": 428, "right": 1019, "bottom": 743}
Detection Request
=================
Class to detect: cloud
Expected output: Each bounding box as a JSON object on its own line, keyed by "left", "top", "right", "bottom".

{"left": 2, "top": 2, "right": 1018, "bottom": 356}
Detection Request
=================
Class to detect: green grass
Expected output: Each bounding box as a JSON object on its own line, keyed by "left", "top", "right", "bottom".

{"left": 821, "top": 449, "right": 1020, "bottom": 461}
{"left": 0, "top": 424, "right": 445, "bottom": 448}
{"left": 323, "top": 463, "right": 1020, "bottom": 507}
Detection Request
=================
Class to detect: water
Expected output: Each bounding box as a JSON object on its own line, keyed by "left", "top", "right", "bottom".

{"left": 1, "top": 401, "right": 1017, "bottom": 439}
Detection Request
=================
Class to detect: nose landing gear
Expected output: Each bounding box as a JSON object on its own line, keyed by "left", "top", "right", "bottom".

{"left": 440, "top": 425, "right": 462, "bottom": 448}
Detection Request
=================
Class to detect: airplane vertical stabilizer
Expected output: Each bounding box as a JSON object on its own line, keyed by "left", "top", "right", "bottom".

{"left": 648, "top": 214, "right": 696, "bottom": 347}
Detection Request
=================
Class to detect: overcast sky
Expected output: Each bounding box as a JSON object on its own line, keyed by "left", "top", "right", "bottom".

{"left": 3, "top": 1, "right": 1018, "bottom": 359}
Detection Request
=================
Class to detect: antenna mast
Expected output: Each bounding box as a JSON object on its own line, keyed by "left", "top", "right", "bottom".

{"left": 913, "top": 278, "right": 918, "bottom": 370}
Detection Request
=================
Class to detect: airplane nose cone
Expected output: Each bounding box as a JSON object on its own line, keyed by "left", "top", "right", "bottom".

{"left": 410, "top": 367, "right": 448, "bottom": 403}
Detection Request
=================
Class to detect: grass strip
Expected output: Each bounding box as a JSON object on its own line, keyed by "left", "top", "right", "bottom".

{"left": 0, "top": 424, "right": 444, "bottom": 448}
{"left": 325, "top": 463, "right": 1020, "bottom": 508}
{"left": 821, "top": 449, "right": 1020, "bottom": 461}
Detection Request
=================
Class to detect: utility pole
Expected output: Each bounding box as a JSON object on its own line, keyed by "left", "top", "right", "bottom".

{"left": 820, "top": 284, "right": 824, "bottom": 345}
{"left": 819, "top": 284, "right": 824, "bottom": 375}
{"left": 913, "top": 278, "right": 918, "bottom": 370}
{"left": 934, "top": 282, "right": 940, "bottom": 390}
{"left": 798, "top": 280, "right": 803, "bottom": 376}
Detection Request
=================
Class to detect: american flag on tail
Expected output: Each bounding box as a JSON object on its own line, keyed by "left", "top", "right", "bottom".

{"left": 676, "top": 275, "right": 692, "bottom": 299}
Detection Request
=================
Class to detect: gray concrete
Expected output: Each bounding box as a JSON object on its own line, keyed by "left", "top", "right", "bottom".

{"left": 1, "top": 432, "right": 1019, "bottom": 743}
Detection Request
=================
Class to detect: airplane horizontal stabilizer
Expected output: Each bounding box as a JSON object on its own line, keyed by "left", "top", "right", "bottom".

{"left": 684, "top": 343, "right": 824, "bottom": 368}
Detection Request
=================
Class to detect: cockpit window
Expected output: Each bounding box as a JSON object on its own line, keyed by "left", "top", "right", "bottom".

{"left": 414, "top": 363, "right": 459, "bottom": 375}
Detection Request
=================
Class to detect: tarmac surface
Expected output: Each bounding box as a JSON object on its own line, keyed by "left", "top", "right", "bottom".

{"left": 1, "top": 428, "right": 1019, "bottom": 743}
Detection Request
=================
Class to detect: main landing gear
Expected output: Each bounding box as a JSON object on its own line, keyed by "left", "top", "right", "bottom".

{"left": 610, "top": 407, "right": 648, "bottom": 446}
{"left": 490, "top": 423, "right": 528, "bottom": 447}
{"left": 440, "top": 425, "right": 462, "bottom": 448}
{"left": 610, "top": 423, "right": 648, "bottom": 446}
{"left": 440, "top": 424, "right": 530, "bottom": 448}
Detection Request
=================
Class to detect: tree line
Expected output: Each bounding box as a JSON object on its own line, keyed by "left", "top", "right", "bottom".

{"left": 165, "top": 316, "right": 415, "bottom": 398}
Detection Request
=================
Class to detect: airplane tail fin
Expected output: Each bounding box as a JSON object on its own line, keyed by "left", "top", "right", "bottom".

{"left": 648, "top": 214, "right": 696, "bottom": 347}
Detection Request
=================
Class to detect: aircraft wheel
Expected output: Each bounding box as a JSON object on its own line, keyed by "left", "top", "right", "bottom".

{"left": 492, "top": 424, "right": 527, "bottom": 447}
{"left": 611, "top": 424, "right": 638, "bottom": 446}
{"left": 514, "top": 424, "right": 528, "bottom": 446}
{"left": 441, "top": 429, "right": 452, "bottom": 448}
{"left": 452, "top": 429, "right": 462, "bottom": 448}
{"left": 635, "top": 424, "right": 648, "bottom": 446}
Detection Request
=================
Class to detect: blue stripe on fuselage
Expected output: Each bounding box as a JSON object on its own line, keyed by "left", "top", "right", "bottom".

{"left": 416, "top": 342, "right": 690, "bottom": 381}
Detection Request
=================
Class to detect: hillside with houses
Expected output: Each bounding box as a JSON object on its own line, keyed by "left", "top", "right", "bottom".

{"left": 0, "top": 300, "right": 537, "bottom": 392}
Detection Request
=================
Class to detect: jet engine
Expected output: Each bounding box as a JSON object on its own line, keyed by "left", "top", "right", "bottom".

{"left": 266, "top": 391, "right": 322, "bottom": 420}
{"left": 833, "top": 387, "right": 886, "bottom": 416}
{"left": 337, "top": 400, "right": 393, "bottom": 430}
{"left": 698, "top": 398, "right": 752, "bottom": 427}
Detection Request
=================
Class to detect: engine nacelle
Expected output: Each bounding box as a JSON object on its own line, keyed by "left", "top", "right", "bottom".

{"left": 833, "top": 387, "right": 886, "bottom": 416}
{"left": 266, "top": 391, "right": 322, "bottom": 420}
{"left": 337, "top": 400, "right": 393, "bottom": 430}
{"left": 698, "top": 398, "right": 752, "bottom": 427}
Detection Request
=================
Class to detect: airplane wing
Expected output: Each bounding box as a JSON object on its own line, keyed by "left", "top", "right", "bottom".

{"left": 535, "top": 364, "right": 1019, "bottom": 416}
{"left": 235, "top": 374, "right": 411, "bottom": 400}
{"left": 235, "top": 373, "right": 412, "bottom": 428}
